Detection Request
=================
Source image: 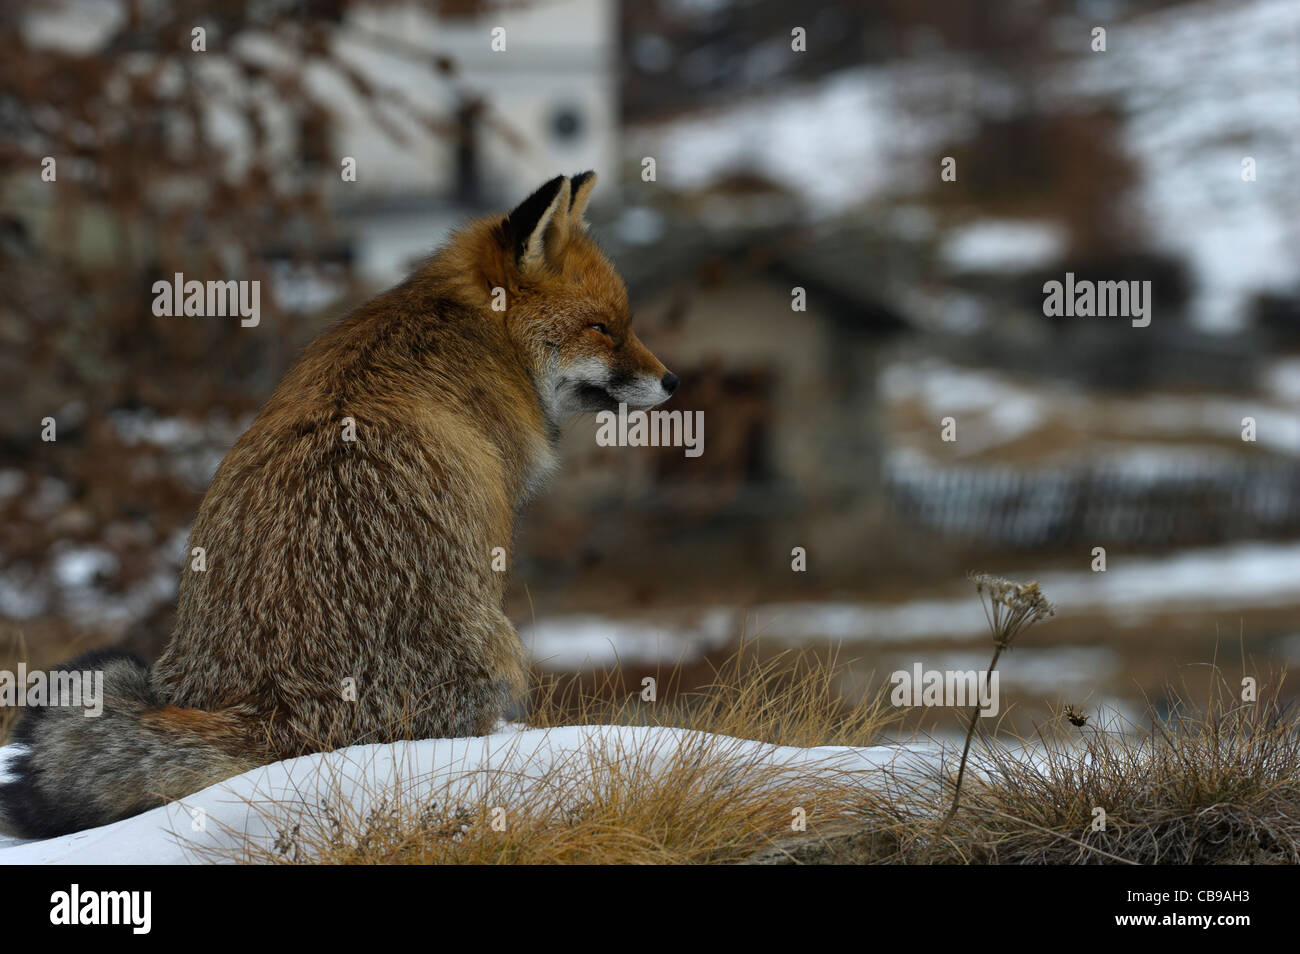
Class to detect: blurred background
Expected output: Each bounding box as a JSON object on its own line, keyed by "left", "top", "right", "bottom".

{"left": 1, "top": 0, "right": 1298, "bottom": 736}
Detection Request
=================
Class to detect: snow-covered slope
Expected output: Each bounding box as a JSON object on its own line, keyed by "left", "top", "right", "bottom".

{"left": 0, "top": 724, "right": 941, "bottom": 864}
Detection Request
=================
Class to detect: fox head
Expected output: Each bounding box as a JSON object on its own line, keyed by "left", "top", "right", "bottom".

{"left": 474, "top": 173, "right": 677, "bottom": 421}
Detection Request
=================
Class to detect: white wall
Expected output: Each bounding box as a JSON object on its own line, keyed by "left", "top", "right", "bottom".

{"left": 334, "top": 0, "right": 619, "bottom": 207}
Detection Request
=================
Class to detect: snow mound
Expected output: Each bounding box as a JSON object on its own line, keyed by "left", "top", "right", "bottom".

{"left": 0, "top": 724, "right": 941, "bottom": 864}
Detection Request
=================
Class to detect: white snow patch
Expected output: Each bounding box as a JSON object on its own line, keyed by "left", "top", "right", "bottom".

{"left": 883, "top": 647, "right": 1121, "bottom": 692}
{"left": 1059, "top": 0, "right": 1300, "bottom": 332}
{"left": 940, "top": 219, "right": 1068, "bottom": 273}
{"left": 613, "top": 207, "right": 668, "bottom": 245}
{"left": 21, "top": 0, "right": 123, "bottom": 54}
{"left": 880, "top": 359, "right": 1048, "bottom": 455}
{"left": 0, "top": 567, "right": 49, "bottom": 620}
{"left": 625, "top": 64, "right": 956, "bottom": 216}
{"left": 524, "top": 539, "right": 1300, "bottom": 661}
{"left": 0, "top": 470, "right": 24, "bottom": 500}
{"left": 52, "top": 547, "right": 119, "bottom": 589}
{"left": 1265, "top": 358, "right": 1300, "bottom": 404}
{"left": 747, "top": 540, "right": 1300, "bottom": 644}
{"left": 523, "top": 608, "right": 737, "bottom": 668}
{"left": 0, "top": 726, "right": 940, "bottom": 864}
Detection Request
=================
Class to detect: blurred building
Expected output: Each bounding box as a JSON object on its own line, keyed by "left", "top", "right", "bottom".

{"left": 327, "top": 0, "right": 619, "bottom": 285}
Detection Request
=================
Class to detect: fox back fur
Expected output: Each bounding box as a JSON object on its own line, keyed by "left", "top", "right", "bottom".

{"left": 0, "top": 173, "right": 676, "bottom": 838}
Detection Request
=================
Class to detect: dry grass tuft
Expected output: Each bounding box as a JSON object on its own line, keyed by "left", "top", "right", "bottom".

{"left": 526, "top": 639, "right": 897, "bottom": 747}
{"left": 912, "top": 670, "right": 1300, "bottom": 864}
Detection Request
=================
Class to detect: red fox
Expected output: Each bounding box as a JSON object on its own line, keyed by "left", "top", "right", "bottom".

{"left": 0, "top": 173, "right": 677, "bottom": 838}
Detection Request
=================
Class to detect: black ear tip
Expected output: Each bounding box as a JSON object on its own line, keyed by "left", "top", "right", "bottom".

{"left": 506, "top": 176, "right": 571, "bottom": 261}
{"left": 568, "top": 171, "right": 596, "bottom": 209}
{"left": 508, "top": 175, "right": 566, "bottom": 224}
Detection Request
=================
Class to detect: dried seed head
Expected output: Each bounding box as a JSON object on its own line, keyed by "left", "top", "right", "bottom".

{"left": 967, "top": 571, "right": 1056, "bottom": 648}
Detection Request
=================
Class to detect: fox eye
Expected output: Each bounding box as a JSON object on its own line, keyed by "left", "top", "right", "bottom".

{"left": 587, "top": 323, "right": 612, "bottom": 337}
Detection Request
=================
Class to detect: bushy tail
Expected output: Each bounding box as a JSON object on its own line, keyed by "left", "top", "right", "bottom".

{"left": 0, "top": 650, "right": 264, "bottom": 839}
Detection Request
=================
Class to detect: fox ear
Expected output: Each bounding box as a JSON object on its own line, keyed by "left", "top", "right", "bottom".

{"left": 506, "top": 175, "right": 572, "bottom": 274}
{"left": 568, "top": 171, "right": 597, "bottom": 228}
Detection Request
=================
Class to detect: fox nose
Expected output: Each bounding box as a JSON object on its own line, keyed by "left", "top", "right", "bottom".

{"left": 661, "top": 372, "right": 679, "bottom": 394}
